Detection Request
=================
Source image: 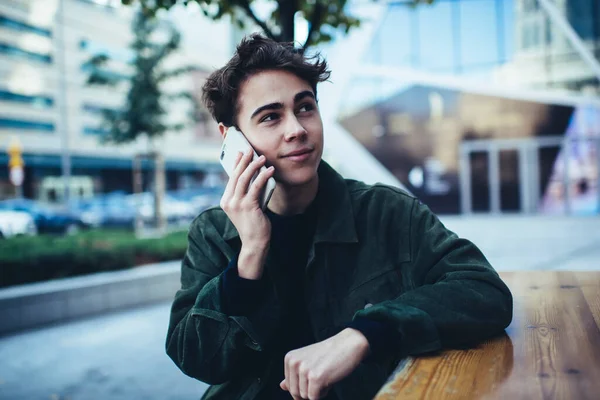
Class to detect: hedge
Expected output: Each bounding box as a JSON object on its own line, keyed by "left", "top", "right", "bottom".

{"left": 0, "top": 229, "right": 188, "bottom": 288}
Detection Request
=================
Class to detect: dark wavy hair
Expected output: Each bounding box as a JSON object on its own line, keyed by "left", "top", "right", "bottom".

{"left": 201, "top": 34, "right": 331, "bottom": 127}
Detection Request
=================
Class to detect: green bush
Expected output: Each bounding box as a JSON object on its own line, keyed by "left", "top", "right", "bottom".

{"left": 0, "top": 229, "right": 188, "bottom": 288}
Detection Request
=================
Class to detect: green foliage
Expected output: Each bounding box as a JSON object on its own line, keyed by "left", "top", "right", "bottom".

{"left": 121, "top": 1, "right": 436, "bottom": 49}
{"left": 0, "top": 229, "right": 188, "bottom": 288}
{"left": 121, "top": 0, "right": 361, "bottom": 48}
{"left": 85, "top": 12, "right": 198, "bottom": 144}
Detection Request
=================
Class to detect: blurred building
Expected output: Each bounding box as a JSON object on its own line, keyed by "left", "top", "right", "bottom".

{"left": 494, "top": 0, "right": 600, "bottom": 92}
{"left": 0, "top": 0, "right": 235, "bottom": 201}
{"left": 328, "top": 0, "right": 600, "bottom": 215}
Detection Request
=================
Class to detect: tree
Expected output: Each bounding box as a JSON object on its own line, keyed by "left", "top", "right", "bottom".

{"left": 85, "top": 11, "right": 199, "bottom": 231}
{"left": 121, "top": 1, "right": 435, "bottom": 50}
{"left": 123, "top": 0, "right": 361, "bottom": 49}
{"left": 85, "top": 11, "right": 197, "bottom": 144}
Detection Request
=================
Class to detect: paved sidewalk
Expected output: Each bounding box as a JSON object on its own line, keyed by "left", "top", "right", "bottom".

{"left": 0, "top": 302, "right": 207, "bottom": 400}
{"left": 440, "top": 215, "right": 600, "bottom": 271}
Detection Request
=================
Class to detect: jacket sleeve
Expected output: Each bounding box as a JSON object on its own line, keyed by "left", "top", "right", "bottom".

{"left": 165, "top": 213, "right": 283, "bottom": 384}
{"left": 353, "top": 198, "right": 513, "bottom": 357}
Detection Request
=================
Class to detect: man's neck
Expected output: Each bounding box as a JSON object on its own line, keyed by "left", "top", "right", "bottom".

{"left": 267, "top": 175, "right": 319, "bottom": 216}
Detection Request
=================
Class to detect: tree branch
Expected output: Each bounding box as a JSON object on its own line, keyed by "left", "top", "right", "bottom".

{"left": 237, "top": 0, "right": 278, "bottom": 41}
{"left": 304, "top": 1, "right": 326, "bottom": 49}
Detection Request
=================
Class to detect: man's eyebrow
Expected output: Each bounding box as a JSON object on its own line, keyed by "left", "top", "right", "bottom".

{"left": 251, "top": 102, "right": 283, "bottom": 120}
{"left": 294, "top": 90, "right": 315, "bottom": 103}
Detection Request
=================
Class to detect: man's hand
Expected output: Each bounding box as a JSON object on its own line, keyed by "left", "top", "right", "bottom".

{"left": 220, "top": 148, "right": 275, "bottom": 280}
{"left": 280, "top": 328, "right": 370, "bottom": 400}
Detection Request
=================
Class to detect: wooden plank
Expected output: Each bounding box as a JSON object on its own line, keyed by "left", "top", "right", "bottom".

{"left": 486, "top": 271, "right": 600, "bottom": 400}
{"left": 380, "top": 335, "right": 514, "bottom": 400}
{"left": 375, "top": 271, "right": 600, "bottom": 400}
{"left": 575, "top": 272, "right": 600, "bottom": 334}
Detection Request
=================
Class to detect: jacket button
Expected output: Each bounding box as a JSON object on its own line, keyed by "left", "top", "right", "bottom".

{"left": 364, "top": 303, "right": 373, "bottom": 309}
{"left": 257, "top": 378, "right": 262, "bottom": 384}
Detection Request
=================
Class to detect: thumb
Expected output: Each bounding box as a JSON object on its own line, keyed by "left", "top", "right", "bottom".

{"left": 280, "top": 380, "right": 288, "bottom": 391}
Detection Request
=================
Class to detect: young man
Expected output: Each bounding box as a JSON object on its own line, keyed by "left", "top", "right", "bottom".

{"left": 166, "top": 34, "right": 513, "bottom": 400}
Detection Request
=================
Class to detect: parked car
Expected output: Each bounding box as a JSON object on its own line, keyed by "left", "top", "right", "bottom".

{"left": 69, "top": 193, "right": 137, "bottom": 230}
{"left": 0, "top": 210, "right": 37, "bottom": 239}
{"left": 0, "top": 199, "right": 90, "bottom": 235}
{"left": 169, "top": 186, "right": 224, "bottom": 215}
{"left": 125, "top": 192, "right": 197, "bottom": 226}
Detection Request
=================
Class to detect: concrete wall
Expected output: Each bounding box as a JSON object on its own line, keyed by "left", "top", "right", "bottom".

{"left": 0, "top": 260, "right": 181, "bottom": 335}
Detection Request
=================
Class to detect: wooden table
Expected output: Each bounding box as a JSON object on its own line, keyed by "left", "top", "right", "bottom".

{"left": 374, "top": 271, "right": 600, "bottom": 400}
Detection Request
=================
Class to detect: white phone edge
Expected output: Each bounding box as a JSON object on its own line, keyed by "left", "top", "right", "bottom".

{"left": 219, "top": 127, "right": 276, "bottom": 210}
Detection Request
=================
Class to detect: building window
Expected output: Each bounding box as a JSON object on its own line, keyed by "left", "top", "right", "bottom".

{"left": 522, "top": 23, "right": 540, "bottom": 50}
{"left": 83, "top": 126, "right": 109, "bottom": 136}
{"left": 0, "top": 117, "right": 54, "bottom": 131}
{"left": 523, "top": 0, "right": 539, "bottom": 13}
{"left": 0, "top": 15, "right": 52, "bottom": 37}
{"left": 82, "top": 103, "right": 120, "bottom": 114}
{"left": 0, "top": 42, "right": 52, "bottom": 63}
{"left": 0, "top": 89, "right": 53, "bottom": 108}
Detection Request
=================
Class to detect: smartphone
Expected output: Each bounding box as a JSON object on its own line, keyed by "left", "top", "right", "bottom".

{"left": 219, "top": 127, "right": 276, "bottom": 210}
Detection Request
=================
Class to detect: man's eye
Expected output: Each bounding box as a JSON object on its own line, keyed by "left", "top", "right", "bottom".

{"left": 298, "top": 104, "right": 314, "bottom": 113}
{"left": 260, "top": 113, "right": 279, "bottom": 123}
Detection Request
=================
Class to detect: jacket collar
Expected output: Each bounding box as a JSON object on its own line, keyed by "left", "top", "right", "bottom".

{"left": 222, "top": 160, "right": 358, "bottom": 244}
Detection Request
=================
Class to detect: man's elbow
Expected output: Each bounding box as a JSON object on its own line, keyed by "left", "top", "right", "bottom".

{"left": 498, "top": 288, "right": 514, "bottom": 330}
{"left": 482, "top": 282, "right": 513, "bottom": 332}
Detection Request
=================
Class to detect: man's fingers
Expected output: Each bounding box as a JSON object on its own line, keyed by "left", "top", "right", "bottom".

{"left": 284, "top": 355, "right": 290, "bottom": 395}
{"left": 308, "top": 371, "right": 327, "bottom": 400}
{"left": 289, "top": 363, "right": 300, "bottom": 398}
{"left": 280, "top": 381, "right": 301, "bottom": 400}
{"left": 285, "top": 353, "right": 301, "bottom": 398}
{"left": 221, "top": 151, "right": 244, "bottom": 203}
{"left": 299, "top": 364, "right": 309, "bottom": 399}
{"left": 234, "top": 155, "right": 266, "bottom": 199}
{"left": 231, "top": 147, "right": 254, "bottom": 181}
{"left": 246, "top": 166, "right": 274, "bottom": 203}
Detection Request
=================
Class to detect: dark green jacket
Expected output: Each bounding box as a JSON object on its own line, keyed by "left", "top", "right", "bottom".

{"left": 166, "top": 161, "right": 513, "bottom": 400}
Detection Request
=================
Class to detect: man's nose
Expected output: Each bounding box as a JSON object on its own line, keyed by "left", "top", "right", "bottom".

{"left": 283, "top": 115, "right": 307, "bottom": 142}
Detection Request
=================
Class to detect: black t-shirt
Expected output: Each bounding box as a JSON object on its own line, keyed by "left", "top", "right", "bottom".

{"left": 262, "top": 201, "right": 339, "bottom": 399}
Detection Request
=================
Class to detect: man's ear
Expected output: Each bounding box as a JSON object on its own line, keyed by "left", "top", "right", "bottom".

{"left": 218, "top": 123, "right": 228, "bottom": 138}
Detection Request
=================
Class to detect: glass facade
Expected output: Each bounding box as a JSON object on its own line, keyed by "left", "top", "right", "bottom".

{"left": 566, "top": 0, "right": 600, "bottom": 41}
{"left": 364, "top": 0, "right": 513, "bottom": 74}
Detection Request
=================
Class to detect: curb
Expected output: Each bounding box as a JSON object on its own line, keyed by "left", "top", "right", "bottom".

{"left": 0, "top": 260, "right": 182, "bottom": 335}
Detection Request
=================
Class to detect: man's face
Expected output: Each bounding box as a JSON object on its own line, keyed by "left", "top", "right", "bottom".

{"left": 234, "top": 69, "right": 324, "bottom": 187}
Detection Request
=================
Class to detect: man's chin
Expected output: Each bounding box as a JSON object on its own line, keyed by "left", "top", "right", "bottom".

{"left": 276, "top": 168, "right": 318, "bottom": 188}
